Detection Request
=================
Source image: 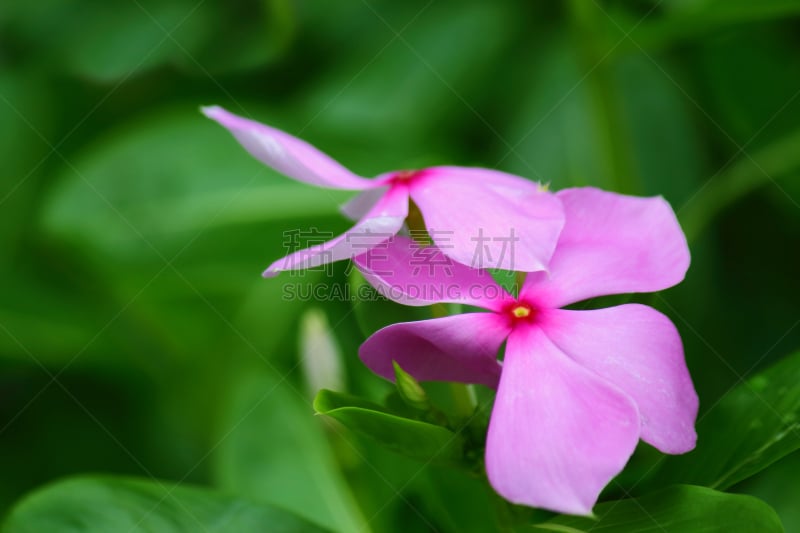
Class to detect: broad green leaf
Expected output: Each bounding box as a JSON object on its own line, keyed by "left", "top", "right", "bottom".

{"left": 1, "top": 475, "right": 330, "bottom": 532}
{"left": 214, "top": 371, "right": 367, "bottom": 532}
{"left": 651, "top": 350, "right": 800, "bottom": 490}
{"left": 737, "top": 452, "right": 800, "bottom": 533}
{"left": 314, "top": 388, "right": 464, "bottom": 466}
{"left": 534, "top": 485, "right": 783, "bottom": 533}
{"left": 412, "top": 467, "right": 500, "bottom": 533}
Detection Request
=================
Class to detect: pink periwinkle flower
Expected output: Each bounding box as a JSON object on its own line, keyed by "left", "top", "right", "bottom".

{"left": 356, "top": 187, "right": 698, "bottom": 515}
{"left": 202, "top": 106, "right": 564, "bottom": 275}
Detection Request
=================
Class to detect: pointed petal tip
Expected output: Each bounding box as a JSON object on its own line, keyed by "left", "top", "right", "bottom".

{"left": 654, "top": 427, "right": 698, "bottom": 455}
{"left": 491, "top": 485, "right": 596, "bottom": 516}
{"left": 261, "top": 268, "right": 279, "bottom": 278}
{"left": 200, "top": 105, "right": 224, "bottom": 119}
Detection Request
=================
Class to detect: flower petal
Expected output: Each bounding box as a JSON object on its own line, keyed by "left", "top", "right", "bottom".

{"left": 540, "top": 305, "right": 698, "bottom": 454}
{"left": 202, "top": 106, "right": 378, "bottom": 190}
{"left": 263, "top": 184, "right": 409, "bottom": 277}
{"left": 521, "top": 187, "right": 690, "bottom": 308}
{"left": 353, "top": 236, "right": 513, "bottom": 311}
{"left": 339, "top": 186, "right": 390, "bottom": 221}
{"left": 359, "top": 313, "right": 511, "bottom": 389}
{"left": 485, "top": 325, "right": 640, "bottom": 515}
{"left": 408, "top": 167, "right": 564, "bottom": 272}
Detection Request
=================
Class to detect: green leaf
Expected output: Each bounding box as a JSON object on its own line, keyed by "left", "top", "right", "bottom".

{"left": 533, "top": 485, "right": 783, "bottom": 533}
{"left": 1, "top": 475, "right": 330, "bottom": 533}
{"left": 737, "top": 452, "right": 800, "bottom": 533}
{"left": 651, "top": 350, "right": 800, "bottom": 491}
{"left": 214, "top": 371, "right": 367, "bottom": 533}
{"left": 314, "top": 389, "right": 464, "bottom": 466}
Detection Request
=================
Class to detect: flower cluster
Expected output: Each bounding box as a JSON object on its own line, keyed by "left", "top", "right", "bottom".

{"left": 204, "top": 106, "right": 698, "bottom": 516}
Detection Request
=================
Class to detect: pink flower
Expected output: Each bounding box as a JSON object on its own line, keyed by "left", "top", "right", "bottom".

{"left": 356, "top": 188, "right": 698, "bottom": 515}
{"left": 202, "top": 106, "right": 564, "bottom": 276}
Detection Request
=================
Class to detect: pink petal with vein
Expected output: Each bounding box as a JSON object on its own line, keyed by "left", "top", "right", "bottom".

{"left": 409, "top": 167, "right": 564, "bottom": 272}
{"left": 358, "top": 313, "right": 511, "bottom": 389}
{"left": 521, "top": 187, "right": 689, "bottom": 307}
{"left": 540, "top": 305, "right": 698, "bottom": 454}
{"left": 485, "top": 325, "right": 640, "bottom": 515}
{"left": 354, "top": 236, "right": 513, "bottom": 310}
{"left": 202, "top": 105, "right": 378, "bottom": 190}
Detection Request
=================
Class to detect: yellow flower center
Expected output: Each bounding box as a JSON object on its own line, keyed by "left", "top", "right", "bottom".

{"left": 511, "top": 305, "right": 531, "bottom": 319}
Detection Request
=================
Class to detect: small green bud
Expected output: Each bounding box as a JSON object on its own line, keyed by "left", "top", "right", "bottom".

{"left": 393, "top": 361, "right": 431, "bottom": 412}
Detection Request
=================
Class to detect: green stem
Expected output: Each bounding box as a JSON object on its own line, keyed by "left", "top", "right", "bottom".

{"left": 450, "top": 382, "right": 477, "bottom": 419}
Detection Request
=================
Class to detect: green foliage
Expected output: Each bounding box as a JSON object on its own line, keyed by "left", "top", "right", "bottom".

{"left": 42, "top": 106, "right": 348, "bottom": 262}
{"left": 680, "top": 128, "right": 800, "bottom": 241}
{"left": 214, "top": 372, "right": 367, "bottom": 532}
{"left": 1, "top": 0, "right": 799, "bottom": 530}
{"left": 1, "top": 476, "right": 330, "bottom": 533}
{"left": 649, "top": 350, "right": 800, "bottom": 491}
{"left": 533, "top": 485, "right": 783, "bottom": 533}
{"left": 314, "top": 388, "right": 465, "bottom": 467}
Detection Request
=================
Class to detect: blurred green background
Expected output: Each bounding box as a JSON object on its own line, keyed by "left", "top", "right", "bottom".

{"left": 1, "top": 0, "right": 799, "bottom": 531}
